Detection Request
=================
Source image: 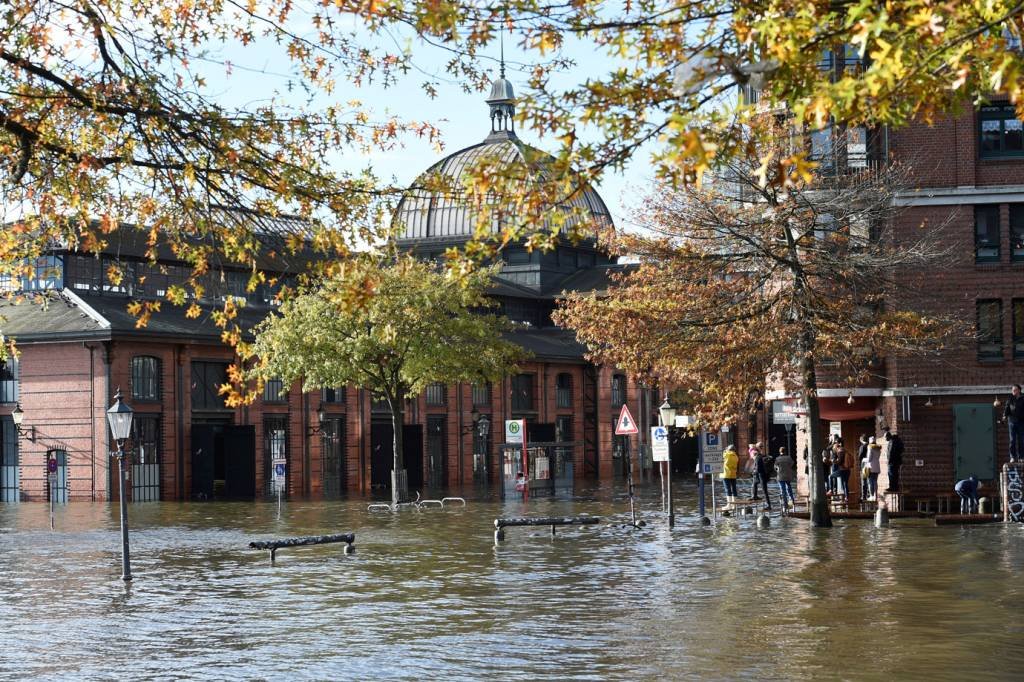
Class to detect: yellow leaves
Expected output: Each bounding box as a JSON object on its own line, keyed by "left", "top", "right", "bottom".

{"left": 185, "top": 303, "right": 201, "bottom": 319}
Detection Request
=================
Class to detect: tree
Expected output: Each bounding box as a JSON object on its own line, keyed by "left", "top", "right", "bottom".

{"left": 555, "top": 124, "right": 962, "bottom": 527}
{"left": 244, "top": 253, "right": 525, "bottom": 505}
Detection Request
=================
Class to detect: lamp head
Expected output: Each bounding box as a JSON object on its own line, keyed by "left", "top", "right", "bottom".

{"left": 11, "top": 402, "right": 23, "bottom": 426}
{"left": 658, "top": 396, "right": 677, "bottom": 427}
{"left": 105, "top": 388, "right": 134, "bottom": 441}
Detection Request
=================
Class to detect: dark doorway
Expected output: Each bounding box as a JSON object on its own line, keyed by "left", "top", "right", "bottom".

{"left": 191, "top": 424, "right": 256, "bottom": 499}
{"left": 426, "top": 416, "right": 447, "bottom": 490}
{"left": 370, "top": 421, "right": 424, "bottom": 493}
{"left": 322, "top": 417, "right": 346, "bottom": 497}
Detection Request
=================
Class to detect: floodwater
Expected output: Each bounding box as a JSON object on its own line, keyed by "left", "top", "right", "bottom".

{"left": 2, "top": 481, "right": 1024, "bottom": 681}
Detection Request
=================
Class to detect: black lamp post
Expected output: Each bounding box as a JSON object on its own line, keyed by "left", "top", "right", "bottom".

{"left": 106, "top": 388, "right": 134, "bottom": 581}
{"left": 477, "top": 412, "right": 491, "bottom": 484}
{"left": 659, "top": 397, "right": 677, "bottom": 527}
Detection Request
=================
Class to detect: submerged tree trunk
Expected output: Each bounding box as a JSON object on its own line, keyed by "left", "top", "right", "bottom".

{"left": 798, "top": 324, "right": 832, "bottom": 528}
{"left": 388, "top": 395, "right": 409, "bottom": 505}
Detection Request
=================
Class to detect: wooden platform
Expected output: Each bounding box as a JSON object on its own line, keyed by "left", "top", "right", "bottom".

{"left": 788, "top": 510, "right": 931, "bottom": 520}
{"left": 934, "top": 514, "right": 1000, "bottom": 525}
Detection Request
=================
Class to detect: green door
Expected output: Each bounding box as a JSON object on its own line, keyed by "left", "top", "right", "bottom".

{"left": 954, "top": 403, "right": 996, "bottom": 480}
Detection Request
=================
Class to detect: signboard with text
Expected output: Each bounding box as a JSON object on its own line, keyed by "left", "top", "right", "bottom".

{"left": 701, "top": 429, "right": 726, "bottom": 474}
{"left": 505, "top": 419, "right": 525, "bottom": 445}
{"left": 651, "top": 426, "right": 669, "bottom": 462}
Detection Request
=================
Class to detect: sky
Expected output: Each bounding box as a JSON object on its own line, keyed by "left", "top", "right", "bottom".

{"left": 203, "top": 17, "right": 654, "bottom": 233}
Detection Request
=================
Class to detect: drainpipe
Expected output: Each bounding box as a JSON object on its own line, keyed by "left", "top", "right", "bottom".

{"left": 457, "top": 382, "right": 464, "bottom": 487}
{"left": 83, "top": 342, "right": 97, "bottom": 500}
{"left": 302, "top": 390, "right": 311, "bottom": 495}
{"left": 176, "top": 345, "right": 185, "bottom": 500}
{"left": 102, "top": 341, "right": 111, "bottom": 501}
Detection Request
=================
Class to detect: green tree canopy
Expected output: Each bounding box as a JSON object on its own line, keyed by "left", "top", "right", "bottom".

{"left": 244, "top": 253, "right": 525, "bottom": 503}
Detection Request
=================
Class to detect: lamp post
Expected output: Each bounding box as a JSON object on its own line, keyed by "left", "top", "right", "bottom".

{"left": 106, "top": 388, "right": 134, "bottom": 582}
{"left": 659, "top": 397, "right": 677, "bottom": 527}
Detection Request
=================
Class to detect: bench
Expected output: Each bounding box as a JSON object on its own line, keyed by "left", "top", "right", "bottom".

{"left": 249, "top": 533, "right": 355, "bottom": 562}
{"left": 494, "top": 516, "right": 600, "bottom": 543}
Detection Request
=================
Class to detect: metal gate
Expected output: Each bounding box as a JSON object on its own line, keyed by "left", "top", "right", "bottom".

{"left": 322, "top": 417, "right": 345, "bottom": 497}
{"left": 48, "top": 449, "right": 69, "bottom": 504}
{"left": 954, "top": 403, "right": 996, "bottom": 480}
{"left": 131, "top": 414, "right": 160, "bottom": 502}
{"left": 1, "top": 416, "right": 18, "bottom": 502}
{"left": 427, "top": 416, "right": 447, "bottom": 490}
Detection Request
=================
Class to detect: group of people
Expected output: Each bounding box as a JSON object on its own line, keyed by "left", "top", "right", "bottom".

{"left": 718, "top": 431, "right": 906, "bottom": 512}
{"left": 719, "top": 441, "right": 796, "bottom": 512}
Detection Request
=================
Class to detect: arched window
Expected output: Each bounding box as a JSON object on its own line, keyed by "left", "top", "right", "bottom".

{"left": 131, "top": 356, "right": 160, "bottom": 401}
{"left": 556, "top": 373, "right": 573, "bottom": 409}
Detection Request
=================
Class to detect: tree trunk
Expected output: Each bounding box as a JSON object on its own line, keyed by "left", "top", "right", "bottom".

{"left": 389, "top": 397, "right": 409, "bottom": 505}
{"left": 798, "top": 325, "right": 832, "bottom": 528}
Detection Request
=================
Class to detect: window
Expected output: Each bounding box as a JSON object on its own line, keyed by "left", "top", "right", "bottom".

{"left": 322, "top": 387, "right": 346, "bottom": 404}
{"left": 975, "top": 205, "right": 1001, "bottom": 262}
{"left": 471, "top": 382, "right": 491, "bottom": 406}
{"left": 190, "top": 362, "right": 229, "bottom": 410}
{"left": 809, "top": 125, "right": 835, "bottom": 171}
{"left": 556, "top": 415, "right": 574, "bottom": 442}
{"left": 21, "top": 256, "right": 63, "bottom": 292}
{"left": 1014, "top": 299, "right": 1024, "bottom": 360}
{"left": 133, "top": 415, "right": 160, "bottom": 465}
{"left": 611, "top": 374, "right": 627, "bottom": 408}
{"left": 977, "top": 299, "right": 1004, "bottom": 360}
{"left": 979, "top": 104, "right": 1024, "bottom": 158}
{"left": 1011, "top": 205, "right": 1024, "bottom": 261}
{"left": 504, "top": 300, "right": 536, "bottom": 326}
{"left": 511, "top": 374, "right": 535, "bottom": 411}
{"left": 0, "top": 357, "right": 18, "bottom": 404}
{"left": 263, "top": 378, "right": 286, "bottom": 403}
{"left": 425, "top": 382, "right": 446, "bottom": 406}
{"left": 556, "top": 373, "right": 573, "bottom": 409}
{"left": 371, "top": 394, "right": 390, "bottom": 412}
{"left": 504, "top": 248, "right": 532, "bottom": 265}
{"left": 130, "top": 356, "right": 160, "bottom": 401}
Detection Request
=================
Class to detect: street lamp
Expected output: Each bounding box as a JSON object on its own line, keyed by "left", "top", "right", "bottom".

{"left": 106, "top": 388, "right": 134, "bottom": 582}
{"left": 659, "top": 397, "right": 677, "bottom": 527}
{"left": 10, "top": 403, "right": 35, "bottom": 442}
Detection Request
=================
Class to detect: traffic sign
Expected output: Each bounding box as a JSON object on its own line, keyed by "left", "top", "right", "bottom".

{"left": 505, "top": 419, "right": 525, "bottom": 445}
{"left": 614, "top": 404, "right": 639, "bottom": 435}
{"left": 47, "top": 458, "right": 57, "bottom": 473}
{"left": 651, "top": 426, "right": 669, "bottom": 462}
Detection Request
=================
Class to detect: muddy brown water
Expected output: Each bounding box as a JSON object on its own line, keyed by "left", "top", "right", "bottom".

{"left": 2, "top": 482, "right": 1024, "bottom": 680}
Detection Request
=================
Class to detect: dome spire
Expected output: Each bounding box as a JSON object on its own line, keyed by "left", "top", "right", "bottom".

{"left": 486, "top": 34, "right": 516, "bottom": 140}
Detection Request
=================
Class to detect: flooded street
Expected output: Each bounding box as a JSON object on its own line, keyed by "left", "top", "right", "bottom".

{"left": 3, "top": 483, "right": 1024, "bottom": 680}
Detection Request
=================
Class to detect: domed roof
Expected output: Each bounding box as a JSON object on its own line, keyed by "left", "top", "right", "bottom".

{"left": 394, "top": 74, "right": 613, "bottom": 242}
{"left": 394, "top": 137, "right": 613, "bottom": 241}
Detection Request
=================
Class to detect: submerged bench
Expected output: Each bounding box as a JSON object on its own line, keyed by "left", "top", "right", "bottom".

{"left": 249, "top": 533, "right": 355, "bottom": 562}
{"left": 494, "top": 516, "right": 600, "bottom": 543}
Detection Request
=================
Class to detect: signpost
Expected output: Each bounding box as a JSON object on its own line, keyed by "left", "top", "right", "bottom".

{"left": 505, "top": 419, "right": 528, "bottom": 499}
{"left": 616, "top": 405, "right": 640, "bottom": 527}
{"left": 272, "top": 458, "right": 286, "bottom": 520}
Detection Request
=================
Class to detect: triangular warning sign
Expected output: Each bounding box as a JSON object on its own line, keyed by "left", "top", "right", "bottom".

{"left": 615, "top": 404, "right": 639, "bottom": 435}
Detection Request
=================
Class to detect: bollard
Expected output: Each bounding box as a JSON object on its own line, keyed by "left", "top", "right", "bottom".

{"left": 756, "top": 513, "right": 770, "bottom": 529}
{"left": 874, "top": 505, "right": 889, "bottom": 527}
{"left": 979, "top": 497, "right": 991, "bottom": 515}
{"left": 741, "top": 506, "right": 755, "bottom": 516}
{"left": 699, "top": 516, "right": 711, "bottom": 526}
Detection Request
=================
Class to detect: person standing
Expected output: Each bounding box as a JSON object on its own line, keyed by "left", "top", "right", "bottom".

{"left": 746, "top": 443, "right": 761, "bottom": 500}
{"left": 775, "top": 447, "right": 796, "bottom": 511}
{"left": 1003, "top": 384, "right": 1024, "bottom": 463}
{"left": 753, "top": 443, "right": 773, "bottom": 511}
{"left": 884, "top": 431, "right": 905, "bottom": 492}
{"left": 866, "top": 436, "right": 882, "bottom": 501}
{"left": 857, "top": 434, "right": 870, "bottom": 501}
{"left": 954, "top": 476, "right": 981, "bottom": 514}
{"left": 721, "top": 444, "right": 738, "bottom": 510}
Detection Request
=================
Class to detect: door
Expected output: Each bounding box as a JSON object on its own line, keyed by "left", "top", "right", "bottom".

{"left": 1, "top": 416, "right": 18, "bottom": 502}
{"left": 48, "top": 449, "right": 69, "bottom": 504}
{"left": 954, "top": 403, "right": 996, "bottom": 480}
{"left": 404, "top": 425, "right": 424, "bottom": 492}
{"left": 191, "top": 425, "right": 216, "bottom": 499}
{"left": 131, "top": 414, "right": 160, "bottom": 502}
{"left": 224, "top": 425, "right": 256, "bottom": 499}
{"left": 369, "top": 422, "right": 424, "bottom": 492}
{"left": 322, "top": 417, "right": 345, "bottom": 497}
{"left": 426, "top": 416, "right": 447, "bottom": 490}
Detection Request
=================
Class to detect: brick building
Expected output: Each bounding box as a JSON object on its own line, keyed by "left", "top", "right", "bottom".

{"left": 774, "top": 93, "right": 1024, "bottom": 503}
{"left": 0, "top": 76, "right": 656, "bottom": 504}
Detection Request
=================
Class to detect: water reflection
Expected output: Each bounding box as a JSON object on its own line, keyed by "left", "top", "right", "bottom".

{"left": 2, "top": 483, "right": 1024, "bottom": 680}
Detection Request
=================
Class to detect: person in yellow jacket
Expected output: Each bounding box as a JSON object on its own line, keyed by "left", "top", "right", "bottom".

{"left": 721, "top": 444, "right": 738, "bottom": 510}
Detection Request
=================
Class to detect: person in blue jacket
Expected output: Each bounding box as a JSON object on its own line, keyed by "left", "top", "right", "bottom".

{"left": 954, "top": 476, "right": 981, "bottom": 514}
